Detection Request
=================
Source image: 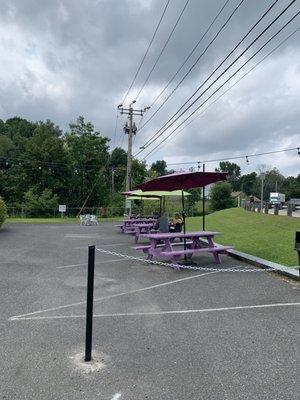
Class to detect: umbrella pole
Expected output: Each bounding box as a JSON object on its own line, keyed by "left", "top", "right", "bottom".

{"left": 159, "top": 198, "right": 162, "bottom": 215}
{"left": 181, "top": 189, "right": 187, "bottom": 261}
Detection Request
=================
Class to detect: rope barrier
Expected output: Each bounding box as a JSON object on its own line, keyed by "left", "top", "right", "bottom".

{"left": 95, "top": 247, "right": 284, "bottom": 273}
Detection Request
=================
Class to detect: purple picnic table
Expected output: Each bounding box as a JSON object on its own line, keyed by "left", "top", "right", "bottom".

{"left": 131, "top": 223, "right": 157, "bottom": 243}
{"left": 136, "top": 231, "right": 233, "bottom": 266}
{"left": 116, "top": 218, "right": 157, "bottom": 233}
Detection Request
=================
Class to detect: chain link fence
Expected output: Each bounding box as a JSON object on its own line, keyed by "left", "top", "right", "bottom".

{"left": 6, "top": 201, "right": 209, "bottom": 219}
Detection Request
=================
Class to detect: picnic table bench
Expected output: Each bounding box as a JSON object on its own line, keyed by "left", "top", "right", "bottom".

{"left": 136, "top": 231, "right": 233, "bottom": 265}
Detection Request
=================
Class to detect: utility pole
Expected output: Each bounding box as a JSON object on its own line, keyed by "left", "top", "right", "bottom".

{"left": 117, "top": 101, "right": 150, "bottom": 215}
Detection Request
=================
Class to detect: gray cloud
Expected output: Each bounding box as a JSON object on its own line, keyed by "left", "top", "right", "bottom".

{"left": 0, "top": 0, "right": 299, "bottom": 176}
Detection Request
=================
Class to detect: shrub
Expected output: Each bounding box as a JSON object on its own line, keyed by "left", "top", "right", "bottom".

{"left": 210, "top": 182, "right": 234, "bottom": 211}
{"left": 108, "top": 192, "right": 125, "bottom": 216}
{"left": 0, "top": 196, "right": 7, "bottom": 228}
{"left": 24, "top": 188, "right": 59, "bottom": 217}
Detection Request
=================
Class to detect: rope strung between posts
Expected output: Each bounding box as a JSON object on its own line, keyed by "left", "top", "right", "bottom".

{"left": 95, "top": 247, "right": 283, "bottom": 273}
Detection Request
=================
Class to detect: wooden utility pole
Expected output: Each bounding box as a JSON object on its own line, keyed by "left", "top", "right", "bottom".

{"left": 117, "top": 101, "right": 150, "bottom": 214}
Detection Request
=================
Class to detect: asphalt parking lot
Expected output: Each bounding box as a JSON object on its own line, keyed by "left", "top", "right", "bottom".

{"left": 0, "top": 222, "right": 299, "bottom": 400}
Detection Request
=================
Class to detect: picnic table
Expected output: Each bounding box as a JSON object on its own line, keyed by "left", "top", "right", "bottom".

{"left": 116, "top": 218, "right": 157, "bottom": 233}
{"left": 131, "top": 223, "right": 157, "bottom": 243}
{"left": 134, "top": 231, "right": 233, "bottom": 265}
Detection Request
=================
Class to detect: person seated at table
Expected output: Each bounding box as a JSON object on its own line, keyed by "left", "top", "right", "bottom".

{"left": 169, "top": 212, "right": 183, "bottom": 233}
{"left": 153, "top": 211, "right": 160, "bottom": 219}
{"left": 157, "top": 212, "right": 169, "bottom": 233}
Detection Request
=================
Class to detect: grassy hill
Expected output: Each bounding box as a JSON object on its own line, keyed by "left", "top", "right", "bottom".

{"left": 186, "top": 208, "right": 299, "bottom": 266}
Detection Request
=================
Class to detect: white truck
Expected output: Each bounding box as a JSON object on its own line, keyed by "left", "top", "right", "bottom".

{"left": 269, "top": 192, "right": 285, "bottom": 207}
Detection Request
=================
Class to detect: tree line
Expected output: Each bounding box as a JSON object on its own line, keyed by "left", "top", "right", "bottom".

{"left": 0, "top": 116, "right": 168, "bottom": 216}
{"left": 214, "top": 161, "right": 299, "bottom": 201}
{"left": 0, "top": 116, "right": 299, "bottom": 216}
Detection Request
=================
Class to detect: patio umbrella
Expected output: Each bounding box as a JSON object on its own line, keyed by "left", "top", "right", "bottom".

{"left": 122, "top": 189, "right": 191, "bottom": 197}
{"left": 137, "top": 171, "right": 227, "bottom": 232}
{"left": 122, "top": 189, "right": 191, "bottom": 215}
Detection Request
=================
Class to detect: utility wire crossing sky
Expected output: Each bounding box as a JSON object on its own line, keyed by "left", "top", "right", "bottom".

{"left": 0, "top": 0, "right": 299, "bottom": 176}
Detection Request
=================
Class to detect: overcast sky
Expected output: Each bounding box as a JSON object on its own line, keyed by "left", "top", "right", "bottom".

{"left": 0, "top": 0, "right": 299, "bottom": 176}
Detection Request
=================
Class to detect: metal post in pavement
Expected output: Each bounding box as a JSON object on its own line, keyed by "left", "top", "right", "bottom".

{"left": 85, "top": 245, "right": 95, "bottom": 362}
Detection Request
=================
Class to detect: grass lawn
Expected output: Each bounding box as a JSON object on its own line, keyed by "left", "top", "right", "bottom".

{"left": 186, "top": 207, "right": 299, "bottom": 267}
{"left": 6, "top": 216, "right": 121, "bottom": 224}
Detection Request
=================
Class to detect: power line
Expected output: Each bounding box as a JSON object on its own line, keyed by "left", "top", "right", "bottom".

{"left": 138, "top": 0, "right": 284, "bottom": 152}
{"left": 121, "top": 0, "right": 171, "bottom": 105}
{"left": 0, "top": 155, "right": 109, "bottom": 171}
{"left": 135, "top": 0, "right": 191, "bottom": 101}
{"left": 144, "top": 28, "right": 300, "bottom": 159}
{"left": 136, "top": 0, "right": 286, "bottom": 154}
{"left": 138, "top": 0, "right": 240, "bottom": 132}
{"left": 166, "top": 147, "right": 300, "bottom": 167}
{"left": 149, "top": 0, "right": 232, "bottom": 108}
{"left": 142, "top": 8, "right": 300, "bottom": 159}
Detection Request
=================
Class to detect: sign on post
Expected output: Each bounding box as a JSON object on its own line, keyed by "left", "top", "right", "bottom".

{"left": 59, "top": 205, "right": 66, "bottom": 217}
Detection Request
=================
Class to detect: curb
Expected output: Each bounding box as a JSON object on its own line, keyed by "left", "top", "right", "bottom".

{"left": 227, "top": 248, "right": 299, "bottom": 280}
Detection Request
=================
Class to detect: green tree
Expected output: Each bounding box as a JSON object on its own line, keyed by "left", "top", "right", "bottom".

{"left": 150, "top": 160, "right": 167, "bottom": 176}
{"left": 0, "top": 119, "right": 6, "bottom": 135}
{"left": 187, "top": 188, "right": 201, "bottom": 207}
{"left": 21, "top": 120, "right": 70, "bottom": 198}
{"left": 0, "top": 135, "right": 15, "bottom": 161}
{"left": 65, "top": 116, "right": 110, "bottom": 207}
{"left": 240, "top": 172, "right": 258, "bottom": 196}
{"left": 210, "top": 182, "right": 234, "bottom": 211}
{"left": 0, "top": 117, "right": 37, "bottom": 205}
{"left": 23, "top": 188, "right": 58, "bottom": 217}
{"left": 5, "top": 116, "right": 36, "bottom": 140}
{"left": 263, "top": 168, "right": 286, "bottom": 200}
{"left": 218, "top": 161, "right": 241, "bottom": 191}
{"left": 282, "top": 174, "right": 300, "bottom": 200}
{"left": 110, "top": 147, "right": 127, "bottom": 192}
{"left": 0, "top": 196, "right": 7, "bottom": 227}
{"left": 131, "top": 158, "right": 147, "bottom": 188}
{"left": 109, "top": 192, "right": 125, "bottom": 216}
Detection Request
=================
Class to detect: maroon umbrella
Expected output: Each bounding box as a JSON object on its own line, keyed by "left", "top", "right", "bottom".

{"left": 137, "top": 170, "right": 227, "bottom": 234}
{"left": 137, "top": 170, "right": 228, "bottom": 262}
{"left": 137, "top": 171, "right": 227, "bottom": 191}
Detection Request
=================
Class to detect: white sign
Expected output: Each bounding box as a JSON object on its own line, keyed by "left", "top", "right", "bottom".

{"left": 59, "top": 205, "right": 66, "bottom": 212}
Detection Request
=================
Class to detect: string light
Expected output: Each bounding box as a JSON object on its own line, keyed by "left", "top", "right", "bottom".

{"left": 166, "top": 147, "right": 298, "bottom": 167}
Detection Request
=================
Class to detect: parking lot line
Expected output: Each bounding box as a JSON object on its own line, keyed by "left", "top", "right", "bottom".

{"left": 10, "top": 302, "right": 300, "bottom": 321}
{"left": 9, "top": 271, "right": 217, "bottom": 320}
{"left": 56, "top": 259, "right": 123, "bottom": 269}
